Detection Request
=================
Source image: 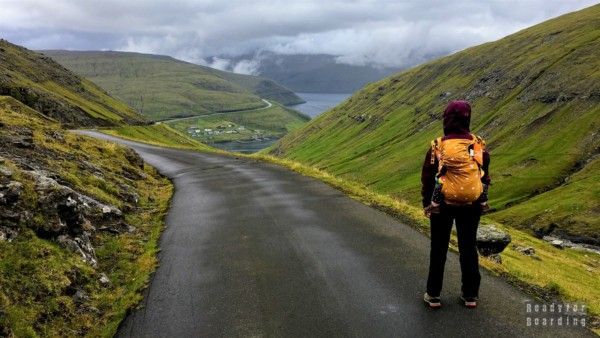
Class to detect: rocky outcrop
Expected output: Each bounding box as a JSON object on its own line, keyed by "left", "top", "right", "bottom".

{"left": 0, "top": 44, "right": 166, "bottom": 336}
{"left": 0, "top": 160, "right": 28, "bottom": 233}
{"left": 0, "top": 226, "right": 18, "bottom": 242}
{"left": 543, "top": 235, "right": 600, "bottom": 255}
{"left": 124, "top": 148, "right": 145, "bottom": 170}
{"left": 515, "top": 246, "right": 536, "bottom": 256}
{"left": 0, "top": 166, "right": 136, "bottom": 266}
{"left": 0, "top": 106, "right": 146, "bottom": 270}
{"left": 28, "top": 170, "right": 132, "bottom": 266}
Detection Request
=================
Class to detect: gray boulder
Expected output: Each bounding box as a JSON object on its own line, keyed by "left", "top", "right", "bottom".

{"left": 57, "top": 234, "right": 97, "bottom": 267}
{"left": 551, "top": 239, "right": 565, "bottom": 249}
{"left": 476, "top": 225, "right": 511, "bottom": 256}
{"left": 0, "top": 226, "right": 18, "bottom": 242}
{"left": 488, "top": 254, "right": 503, "bottom": 264}
{"left": 121, "top": 165, "right": 147, "bottom": 181}
{"left": 9, "top": 135, "right": 34, "bottom": 149}
{"left": 0, "top": 166, "right": 12, "bottom": 177}
{"left": 124, "top": 148, "right": 144, "bottom": 169}
{"left": 99, "top": 273, "right": 111, "bottom": 287}
{"left": 27, "top": 170, "right": 122, "bottom": 220}
{"left": 0, "top": 181, "right": 22, "bottom": 205}
{"left": 515, "top": 246, "right": 536, "bottom": 256}
{"left": 542, "top": 235, "right": 600, "bottom": 254}
{"left": 118, "top": 183, "right": 139, "bottom": 205}
{"left": 24, "top": 170, "right": 129, "bottom": 266}
{"left": 73, "top": 289, "right": 89, "bottom": 305}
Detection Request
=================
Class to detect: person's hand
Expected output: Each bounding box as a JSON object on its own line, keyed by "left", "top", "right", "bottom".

{"left": 480, "top": 202, "right": 490, "bottom": 214}
{"left": 424, "top": 205, "right": 432, "bottom": 218}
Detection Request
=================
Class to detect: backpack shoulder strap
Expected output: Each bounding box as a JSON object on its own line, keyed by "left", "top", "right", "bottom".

{"left": 430, "top": 137, "right": 444, "bottom": 165}
{"left": 430, "top": 139, "right": 437, "bottom": 164}
{"left": 472, "top": 134, "right": 486, "bottom": 147}
{"left": 471, "top": 134, "right": 486, "bottom": 166}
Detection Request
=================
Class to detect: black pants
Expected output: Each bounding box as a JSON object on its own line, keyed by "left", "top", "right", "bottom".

{"left": 426, "top": 204, "right": 481, "bottom": 298}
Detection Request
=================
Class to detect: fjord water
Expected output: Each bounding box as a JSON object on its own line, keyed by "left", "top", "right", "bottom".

{"left": 291, "top": 92, "right": 352, "bottom": 118}
{"left": 213, "top": 92, "right": 352, "bottom": 153}
{"left": 211, "top": 139, "right": 278, "bottom": 154}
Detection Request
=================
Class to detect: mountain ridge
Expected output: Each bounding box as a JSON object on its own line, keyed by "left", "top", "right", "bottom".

{"left": 43, "top": 50, "right": 304, "bottom": 120}
{"left": 0, "top": 40, "right": 145, "bottom": 127}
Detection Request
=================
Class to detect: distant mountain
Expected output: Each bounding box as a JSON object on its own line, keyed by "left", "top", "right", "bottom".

{"left": 271, "top": 5, "right": 600, "bottom": 245}
{"left": 0, "top": 40, "right": 144, "bottom": 126}
{"left": 209, "top": 52, "right": 400, "bottom": 94}
{"left": 43, "top": 51, "right": 304, "bottom": 120}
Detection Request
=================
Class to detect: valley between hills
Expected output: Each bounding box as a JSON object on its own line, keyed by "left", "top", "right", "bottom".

{"left": 0, "top": 3, "right": 599, "bottom": 336}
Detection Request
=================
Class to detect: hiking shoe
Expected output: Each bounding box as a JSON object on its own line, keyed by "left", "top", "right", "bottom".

{"left": 423, "top": 293, "right": 442, "bottom": 309}
{"left": 460, "top": 295, "right": 478, "bottom": 308}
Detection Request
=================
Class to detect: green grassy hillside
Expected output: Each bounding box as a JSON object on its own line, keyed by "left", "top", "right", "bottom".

{"left": 0, "top": 40, "right": 195, "bottom": 336}
{"left": 43, "top": 51, "right": 304, "bottom": 120}
{"left": 271, "top": 5, "right": 600, "bottom": 245}
{"left": 0, "top": 40, "right": 145, "bottom": 127}
{"left": 0, "top": 96, "right": 172, "bottom": 336}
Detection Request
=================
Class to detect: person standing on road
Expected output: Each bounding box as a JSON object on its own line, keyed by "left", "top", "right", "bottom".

{"left": 420, "top": 100, "right": 491, "bottom": 309}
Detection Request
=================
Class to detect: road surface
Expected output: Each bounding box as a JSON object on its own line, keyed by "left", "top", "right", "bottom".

{"left": 79, "top": 131, "right": 593, "bottom": 338}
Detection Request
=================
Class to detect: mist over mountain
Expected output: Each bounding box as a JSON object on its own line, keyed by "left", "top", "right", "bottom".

{"left": 204, "top": 52, "right": 404, "bottom": 94}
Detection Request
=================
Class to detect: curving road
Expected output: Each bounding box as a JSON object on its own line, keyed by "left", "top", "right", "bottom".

{"left": 79, "top": 131, "right": 593, "bottom": 338}
{"left": 154, "top": 99, "right": 273, "bottom": 125}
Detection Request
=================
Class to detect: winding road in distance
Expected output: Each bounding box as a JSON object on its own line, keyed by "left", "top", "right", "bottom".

{"left": 154, "top": 99, "right": 273, "bottom": 125}
{"left": 79, "top": 131, "right": 593, "bottom": 338}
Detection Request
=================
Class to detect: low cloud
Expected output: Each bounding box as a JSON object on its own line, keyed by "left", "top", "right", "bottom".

{"left": 232, "top": 59, "right": 260, "bottom": 75}
{"left": 0, "top": 0, "right": 597, "bottom": 68}
{"left": 204, "top": 57, "right": 231, "bottom": 71}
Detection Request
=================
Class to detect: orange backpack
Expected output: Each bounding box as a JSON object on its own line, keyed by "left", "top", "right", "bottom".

{"left": 430, "top": 134, "right": 486, "bottom": 205}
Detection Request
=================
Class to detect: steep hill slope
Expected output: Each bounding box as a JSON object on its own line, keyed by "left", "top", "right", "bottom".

{"left": 0, "top": 40, "right": 187, "bottom": 336}
{"left": 0, "top": 97, "right": 172, "bottom": 336}
{"left": 0, "top": 40, "right": 144, "bottom": 127}
{"left": 271, "top": 5, "right": 600, "bottom": 244}
{"left": 43, "top": 51, "right": 304, "bottom": 120}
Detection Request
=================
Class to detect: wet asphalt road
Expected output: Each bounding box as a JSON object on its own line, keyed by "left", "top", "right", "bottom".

{"left": 79, "top": 131, "right": 593, "bottom": 338}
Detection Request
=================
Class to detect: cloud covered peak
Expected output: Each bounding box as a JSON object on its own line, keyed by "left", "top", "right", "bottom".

{"left": 0, "top": 0, "right": 596, "bottom": 68}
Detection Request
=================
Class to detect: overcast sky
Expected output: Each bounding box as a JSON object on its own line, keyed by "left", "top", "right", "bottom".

{"left": 0, "top": 0, "right": 597, "bottom": 70}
